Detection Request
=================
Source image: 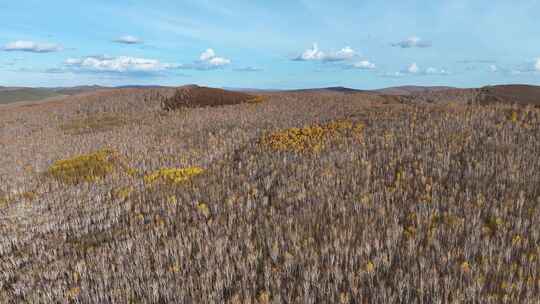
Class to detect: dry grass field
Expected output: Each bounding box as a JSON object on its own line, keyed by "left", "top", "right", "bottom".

{"left": 1, "top": 87, "right": 540, "bottom": 303}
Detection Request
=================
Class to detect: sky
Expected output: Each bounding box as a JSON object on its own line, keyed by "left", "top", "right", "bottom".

{"left": 1, "top": 0, "right": 540, "bottom": 89}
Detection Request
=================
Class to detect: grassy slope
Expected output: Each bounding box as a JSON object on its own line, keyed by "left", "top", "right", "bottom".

{"left": 0, "top": 86, "right": 117, "bottom": 105}
{"left": 1, "top": 89, "right": 540, "bottom": 302}
{"left": 0, "top": 88, "right": 66, "bottom": 104}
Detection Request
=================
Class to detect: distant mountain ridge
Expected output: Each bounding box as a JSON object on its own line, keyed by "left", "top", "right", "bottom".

{"left": 227, "top": 85, "right": 457, "bottom": 95}
{"left": 372, "top": 85, "right": 457, "bottom": 95}
{"left": 2, "top": 84, "right": 540, "bottom": 106}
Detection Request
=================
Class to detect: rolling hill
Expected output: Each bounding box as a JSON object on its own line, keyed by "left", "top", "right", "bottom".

{"left": 2, "top": 84, "right": 540, "bottom": 302}
{"left": 3, "top": 83, "right": 540, "bottom": 108}
{"left": 0, "top": 87, "right": 66, "bottom": 105}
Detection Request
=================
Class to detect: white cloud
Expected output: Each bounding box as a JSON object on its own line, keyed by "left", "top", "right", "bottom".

{"left": 352, "top": 60, "right": 376, "bottom": 69}
{"left": 4, "top": 40, "right": 63, "bottom": 53}
{"left": 200, "top": 48, "right": 216, "bottom": 61}
{"left": 326, "top": 46, "right": 357, "bottom": 61}
{"left": 200, "top": 49, "right": 230, "bottom": 66}
{"left": 535, "top": 58, "right": 540, "bottom": 72}
{"left": 392, "top": 36, "right": 432, "bottom": 48}
{"left": 396, "top": 63, "right": 449, "bottom": 76}
{"left": 407, "top": 63, "right": 420, "bottom": 74}
{"left": 208, "top": 56, "right": 231, "bottom": 66}
{"left": 180, "top": 48, "right": 231, "bottom": 70}
{"left": 64, "top": 55, "right": 173, "bottom": 72}
{"left": 489, "top": 64, "right": 498, "bottom": 72}
{"left": 294, "top": 44, "right": 358, "bottom": 62}
{"left": 295, "top": 43, "right": 326, "bottom": 61}
{"left": 113, "top": 35, "right": 143, "bottom": 44}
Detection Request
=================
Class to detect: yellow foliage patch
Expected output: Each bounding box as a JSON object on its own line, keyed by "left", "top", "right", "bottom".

{"left": 65, "top": 287, "right": 81, "bottom": 300}
{"left": 260, "top": 120, "right": 363, "bottom": 153}
{"left": 169, "top": 262, "right": 181, "bottom": 273}
{"left": 0, "top": 196, "right": 9, "bottom": 208}
{"left": 512, "top": 234, "right": 523, "bottom": 246}
{"left": 126, "top": 167, "right": 141, "bottom": 177}
{"left": 365, "top": 261, "right": 375, "bottom": 273}
{"left": 461, "top": 261, "right": 471, "bottom": 273}
{"left": 21, "top": 191, "right": 37, "bottom": 201}
{"left": 257, "top": 291, "right": 271, "bottom": 304}
{"left": 167, "top": 195, "right": 178, "bottom": 205}
{"left": 112, "top": 186, "right": 134, "bottom": 201}
{"left": 247, "top": 96, "right": 266, "bottom": 104}
{"left": 509, "top": 111, "right": 519, "bottom": 123}
{"left": 144, "top": 167, "right": 204, "bottom": 185}
{"left": 196, "top": 201, "right": 210, "bottom": 217}
{"left": 47, "top": 149, "right": 117, "bottom": 184}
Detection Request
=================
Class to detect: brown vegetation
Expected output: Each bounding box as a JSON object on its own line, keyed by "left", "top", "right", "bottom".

{"left": 1, "top": 88, "right": 540, "bottom": 302}
{"left": 60, "top": 113, "right": 133, "bottom": 135}
{"left": 475, "top": 85, "right": 540, "bottom": 106}
{"left": 392, "top": 84, "right": 540, "bottom": 106}
{"left": 160, "top": 85, "right": 264, "bottom": 110}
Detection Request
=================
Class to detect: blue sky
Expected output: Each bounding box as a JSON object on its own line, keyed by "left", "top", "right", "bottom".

{"left": 1, "top": 0, "right": 540, "bottom": 89}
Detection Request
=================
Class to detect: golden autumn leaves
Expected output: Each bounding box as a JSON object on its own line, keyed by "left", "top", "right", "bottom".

{"left": 260, "top": 119, "right": 364, "bottom": 153}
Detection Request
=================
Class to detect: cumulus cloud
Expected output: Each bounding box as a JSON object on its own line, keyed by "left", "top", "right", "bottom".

{"left": 535, "top": 58, "right": 540, "bottom": 72}
{"left": 3, "top": 40, "right": 63, "bottom": 53}
{"left": 392, "top": 36, "right": 432, "bottom": 48}
{"left": 293, "top": 43, "right": 325, "bottom": 61}
{"left": 327, "top": 46, "right": 357, "bottom": 61}
{"left": 293, "top": 44, "right": 358, "bottom": 62}
{"left": 199, "top": 49, "right": 216, "bottom": 61}
{"left": 179, "top": 48, "right": 231, "bottom": 70}
{"left": 64, "top": 55, "right": 173, "bottom": 73}
{"left": 395, "top": 63, "right": 449, "bottom": 75}
{"left": 351, "top": 60, "right": 376, "bottom": 70}
{"left": 489, "top": 64, "right": 498, "bottom": 72}
{"left": 113, "top": 35, "right": 143, "bottom": 44}
{"left": 62, "top": 49, "right": 233, "bottom": 75}
{"left": 197, "top": 48, "right": 231, "bottom": 67}
{"left": 207, "top": 57, "right": 231, "bottom": 66}
{"left": 294, "top": 43, "right": 325, "bottom": 61}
